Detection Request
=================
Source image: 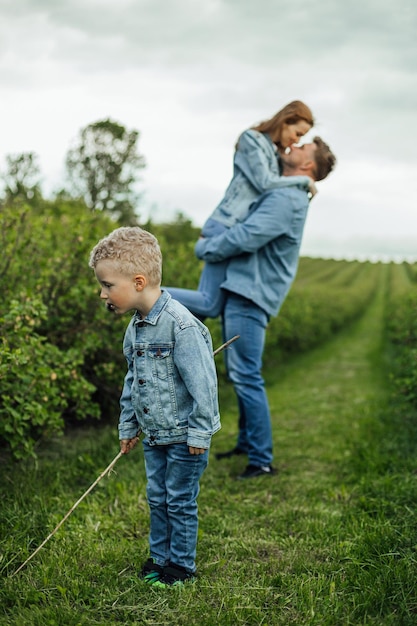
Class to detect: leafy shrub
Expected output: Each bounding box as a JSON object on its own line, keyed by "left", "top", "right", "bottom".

{"left": 0, "top": 296, "right": 100, "bottom": 458}
{"left": 0, "top": 200, "right": 125, "bottom": 457}
{"left": 0, "top": 203, "right": 210, "bottom": 458}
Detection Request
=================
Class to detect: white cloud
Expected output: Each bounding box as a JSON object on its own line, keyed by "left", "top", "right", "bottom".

{"left": 0, "top": 0, "right": 416, "bottom": 260}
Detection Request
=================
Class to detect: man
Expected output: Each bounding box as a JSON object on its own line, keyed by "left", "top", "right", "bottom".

{"left": 195, "top": 137, "right": 336, "bottom": 479}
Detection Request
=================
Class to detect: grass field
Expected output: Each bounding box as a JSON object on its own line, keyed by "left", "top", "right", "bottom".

{"left": 1, "top": 270, "right": 417, "bottom": 625}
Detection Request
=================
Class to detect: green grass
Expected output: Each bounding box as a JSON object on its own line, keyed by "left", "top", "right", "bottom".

{"left": 2, "top": 275, "right": 417, "bottom": 625}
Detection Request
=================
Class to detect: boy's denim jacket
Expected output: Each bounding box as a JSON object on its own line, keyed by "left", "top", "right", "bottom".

{"left": 119, "top": 290, "right": 220, "bottom": 449}
{"left": 204, "top": 129, "right": 311, "bottom": 232}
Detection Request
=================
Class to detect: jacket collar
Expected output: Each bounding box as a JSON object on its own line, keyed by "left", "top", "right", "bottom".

{"left": 133, "top": 289, "right": 171, "bottom": 326}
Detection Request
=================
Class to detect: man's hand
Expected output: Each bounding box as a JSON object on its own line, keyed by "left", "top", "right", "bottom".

{"left": 120, "top": 436, "right": 139, "bottom": 454}
{"left": 189, "top": 446, "right": 206, "bottom": 455}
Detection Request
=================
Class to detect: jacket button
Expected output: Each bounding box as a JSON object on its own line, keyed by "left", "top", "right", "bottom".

{"left": 143, "top": 407, "right": 149, "bottom": 414}
{"left": 138, "top": 379, "right": 145, "bottom": 385}
{"left": 137, "top": 350, "right": 143, "bottom": 356}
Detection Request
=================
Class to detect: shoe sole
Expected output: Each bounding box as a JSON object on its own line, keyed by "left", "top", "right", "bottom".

{"left": 152, "top": 577, "right": 196, "bottom": 589}
{"left": 142, "top": 572, "right": 162, "bottom": 584}
{"left": 215, "top": 448, "right": 246, "bottom": 460}
{"left": 237, "top": 469, "right": 277, "bottom": 480}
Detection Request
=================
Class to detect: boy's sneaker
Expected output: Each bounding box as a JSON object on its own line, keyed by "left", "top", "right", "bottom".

{"left": 139, "top": 558, "right": 164, "bottom": 584}
{"left": 153, "top": 562, "right": 196, "bottom": 588}
{"left": 237, "top": 464, "right": 277, "bottom": 480}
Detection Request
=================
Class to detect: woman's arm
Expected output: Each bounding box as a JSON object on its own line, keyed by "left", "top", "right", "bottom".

{"left": 235, "top": 130, "right": 312, "bottom": 193}
{"left": 195, "top": 188, "right": 299, "bottom": 263}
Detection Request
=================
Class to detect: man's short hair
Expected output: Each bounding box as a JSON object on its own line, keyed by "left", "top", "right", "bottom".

{"left": 312, "top": 136, "right": 336, "bottom": 181}
{"left": 89, "top": 226, "right": 162, "bottom": 286}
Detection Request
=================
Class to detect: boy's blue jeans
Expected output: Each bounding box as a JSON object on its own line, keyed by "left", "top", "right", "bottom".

{"left": 222, "top": 292, "right": 273, "bottom": 468}
{"left": 143, "top": 440, "right": 208, "bottom": 573}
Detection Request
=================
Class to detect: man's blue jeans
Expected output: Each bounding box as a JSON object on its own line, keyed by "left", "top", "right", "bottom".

{"left": 143, "top": 440, "right": 208, "bottom": 573}
{"left": 222, "top": 292, "right": 273, "bottom": 467}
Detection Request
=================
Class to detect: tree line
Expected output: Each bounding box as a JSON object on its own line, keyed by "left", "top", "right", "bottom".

{"left": 1, "top": 118, "right": 145, "bottom": 224}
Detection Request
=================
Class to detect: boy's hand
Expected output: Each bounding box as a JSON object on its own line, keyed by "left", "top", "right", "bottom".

{"left": 189, "top": 446, "right": 206, "bottom": 455}
{"left": 120, "top": 437, "right": 139, "bottom": 455}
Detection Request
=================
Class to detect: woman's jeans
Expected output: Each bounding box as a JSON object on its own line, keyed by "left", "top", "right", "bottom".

{"left": 143, "top": 440, "right": 208, "bottom": 573}
{"left": 165, "top": 260, "right": 227, "bottom": 319}
{"left": 164, "top": 217, "right": 228, "bottom": 319}
{"left": 222, "top": 292, "right": 273, "bottom": 467}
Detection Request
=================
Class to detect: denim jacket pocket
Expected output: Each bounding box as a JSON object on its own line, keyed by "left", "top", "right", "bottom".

{"left": 148, "top": 345, "right": 172, "bottom": 380}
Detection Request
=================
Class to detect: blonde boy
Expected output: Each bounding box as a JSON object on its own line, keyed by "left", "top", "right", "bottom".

{"left": 89, "top": 226, "right": 220, "bottom": 587}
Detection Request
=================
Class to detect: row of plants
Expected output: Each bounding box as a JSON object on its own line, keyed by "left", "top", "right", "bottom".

{"left": 295, "top": 257, "right": 363, "bottom": 288}
{"left": 403, "top": 261, "right": 417, "bottom": 284}
{"left": 384, "top": 262, "right": 417, "bottom": 408}
{"left": 204, "top": 260, "right": 385, "bottom": 371}
{"left": 264, "top": 260, "right": 382, "bottom": 356}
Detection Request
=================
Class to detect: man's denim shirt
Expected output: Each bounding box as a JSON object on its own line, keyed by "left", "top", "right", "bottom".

{"left": 205, "top": 129, "right": 310, "bottom": 231}
{"left": 196, "top": 185, "right": 310, "bottom": 318}
{"left": 119, "top": 290, "right": 220, "bottom": 449}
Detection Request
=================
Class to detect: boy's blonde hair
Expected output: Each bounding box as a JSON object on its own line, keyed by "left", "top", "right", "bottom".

{"left": 89, "top": 226, "right": 162, "bottom": 286}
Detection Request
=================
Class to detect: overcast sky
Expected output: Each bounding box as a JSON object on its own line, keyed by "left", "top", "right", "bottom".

{"left": 1, "top": 0, "right": 416, "bottom": 260}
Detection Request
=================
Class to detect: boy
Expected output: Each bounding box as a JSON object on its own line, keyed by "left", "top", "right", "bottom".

{"left": 89, "top": 226, "right": 220, "bottom": 587}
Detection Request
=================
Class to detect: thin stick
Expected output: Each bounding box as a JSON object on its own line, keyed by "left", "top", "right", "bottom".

{"left": 11, "top": 451, "right": 123, "bottom": 577}
{"left": 11, "top": 335, "right": 240, "bottom": 577}
{"left": 213, "top": 334, "right": 240, "bottom": 356}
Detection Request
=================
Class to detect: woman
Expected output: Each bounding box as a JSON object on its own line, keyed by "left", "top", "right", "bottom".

{"left": 166, "top": 100, "right": 315, "bottom": 319}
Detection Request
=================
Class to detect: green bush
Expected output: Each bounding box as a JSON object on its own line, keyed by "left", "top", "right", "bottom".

{"left": 0, "top": 203, "right": 209, "bottom": 458}
{"left": 0, "top": 296, "right": 100, "bottom": 458}
{"left": 0, "top": 201, "right": 125, "bottom": 457}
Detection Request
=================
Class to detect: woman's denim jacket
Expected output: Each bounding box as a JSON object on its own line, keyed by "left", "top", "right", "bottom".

{"left": 203, "top": 129, "right": 310, "bottom": 233}
{"left": 119, "top": 290, "right": 220, "bottom": 449}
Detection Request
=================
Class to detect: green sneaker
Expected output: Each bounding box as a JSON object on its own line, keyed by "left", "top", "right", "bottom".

{"left": 153, "top": 562, "right": 196, "bottom": 588}
{"left": 139, "top": 558, "right": 164, "bottom": 584}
